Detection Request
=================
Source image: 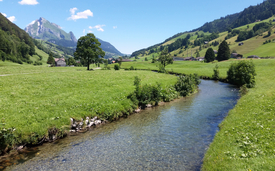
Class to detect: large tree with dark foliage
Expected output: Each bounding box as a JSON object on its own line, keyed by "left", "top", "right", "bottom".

{"left": 217, "top": 40, "right": 230, "bottom": 61}
{"left": 74, "top": 33, "right": 105, "bottom": 70}
{"left": 204, "top": 48, "right": 215, "bottom": 63}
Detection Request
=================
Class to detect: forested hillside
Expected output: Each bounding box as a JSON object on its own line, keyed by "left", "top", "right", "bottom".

{"left": 0, "top": 13, "right": 36, "bottom": 64}
{"left": 132, "top": 0, "right": 275, "bottom": 57}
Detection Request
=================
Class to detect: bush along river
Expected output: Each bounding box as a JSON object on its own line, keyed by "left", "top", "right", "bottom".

{"left": 5, "top": 80, "right": 239, "bottom": 171}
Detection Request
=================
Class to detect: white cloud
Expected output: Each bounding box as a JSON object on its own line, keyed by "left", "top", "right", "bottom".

{"left": 89, "top": 25, "right": 105, "bottom": 32}
{"left": 8, "top": 16, "right": 16, "bottom": 22}
{"left": 1, "top": 13, "right": 16, "bottom": 23}
{"left": 88, "top": 30, "right": 93, "bottom": 33}
{"left": 68, "top": 8, "right": 93, "bottom": 21}
{"left": 0, "top": 0, "right": 3, "bottom": 2}
{"left": 113, "top": 26, "right": 117, "bottom": 29}
{"left": 18, "top": 0, "right": 39, "bottom": 5}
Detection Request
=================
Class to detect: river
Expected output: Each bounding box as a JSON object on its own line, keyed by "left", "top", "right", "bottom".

{"left": 6, "top": 80, "right": 239, "bottom": 171}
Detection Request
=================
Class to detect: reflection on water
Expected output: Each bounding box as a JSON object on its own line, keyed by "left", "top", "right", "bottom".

{"left": 7, "top": 80, "right": 239, "bottom": 171}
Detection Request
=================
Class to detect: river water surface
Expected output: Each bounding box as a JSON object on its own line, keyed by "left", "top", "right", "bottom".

{"left": 7, "top": 80, "right": 239, "bottom": 171}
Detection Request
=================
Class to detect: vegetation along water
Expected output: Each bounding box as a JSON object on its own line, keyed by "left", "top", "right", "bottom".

{"left": 6, "top": 80, "right": 239, "bottom": 170}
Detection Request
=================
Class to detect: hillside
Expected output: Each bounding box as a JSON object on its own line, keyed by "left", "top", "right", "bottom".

{"left": 132, "top": 0, "right": 275, "bottom": 59}
{"left": 132, "top": 16, "right": 275, "bottom": 62}
{"left": 0, "top": 13, "right": 36, "bottom": 64}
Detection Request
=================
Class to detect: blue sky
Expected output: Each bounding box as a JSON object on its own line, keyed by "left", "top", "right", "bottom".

{"left": 0, "top": 0, "right": 264, "bottom": 54}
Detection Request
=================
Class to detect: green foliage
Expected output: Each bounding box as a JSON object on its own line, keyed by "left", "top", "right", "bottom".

{"left": 158, "top": 48, "right": 173, "bottom": 69}
{"left": 212, "top": 64, "right": 220, "bottom": 80}
{"left": 0, "top": 119, "right": 16, "bottom": 155}
{"left": 128, "top": 76, "right": 175, "bottom": 108}
{"left": 33, "top": 61, "right": 42, "bottom": 66}
{"left": 204, "top": 48, "right": 215, "bottom": 63}
{"left": 227, "top": 60, "right": 256, "bottom": 88}
{"left": 239, "top": 84, "right": 248, "bottom": 96}
{"left": 174, "top": 74, "right": 201, "bottom": 96}
{"left": 151, "top": 56, "right": 156, "bottom": 63}
{"left": 217, "top": 40, "right": 230, "bottom": 61}
{"left": 114, "top": 64, "right": 120, "bottom": 70}
{"left": 145, "top": 57, "right": 148, "bottom": 61}
{"left": 47, "top": 52, "right": 55, "bottom": 65}
{"left": 74, "top": 33, "right": 105, "bottom": 70}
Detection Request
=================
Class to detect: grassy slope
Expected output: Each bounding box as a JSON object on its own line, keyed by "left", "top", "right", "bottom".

{"left": 0, "top": 64, "right": 177, "bottom": 141}
{"left": 122, "top": 59, "right": 275, "bottom": 170}
{"left": 136, "top": 16, "right": 275, "bottom": 62}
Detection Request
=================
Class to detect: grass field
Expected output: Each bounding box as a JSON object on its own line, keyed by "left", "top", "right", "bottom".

{"left": 0, "top": 63, "right": 177, "bottom": 142}
{"left": 1, "top": 58, "right": 275, "bottom": 170}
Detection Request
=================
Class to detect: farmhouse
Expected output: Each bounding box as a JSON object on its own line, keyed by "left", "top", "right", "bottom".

{"left": 184, "top": 57, "right": 196, "bottom": 61}
{"left": 247, "top": 55, "right": 260, "bottom": 59}
{"left": 231, "top": 53, "right": 243, "bottom": 59}
{"left": 196, "top": 57, "right": 205, "bottom": 61}
{"left": 55, "top": 58, "right": 66, "bottom": 67}
{"left": 238, "top": 42, "right": 244, "bottom": 46}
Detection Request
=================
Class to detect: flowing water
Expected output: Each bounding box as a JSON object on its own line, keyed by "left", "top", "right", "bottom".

{"left": 5, "top": 80, "right": 239, "bottom": 171}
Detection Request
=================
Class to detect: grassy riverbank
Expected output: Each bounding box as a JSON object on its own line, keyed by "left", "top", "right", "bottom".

{"left": 0, "top": 63, "right": 177, "bottom": 143}
{"left": 121, "top": 59, "right": 275, "bottom": 170}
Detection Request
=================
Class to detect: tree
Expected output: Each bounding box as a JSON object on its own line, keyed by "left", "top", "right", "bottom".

{"left": 74, "top": 33, "right": 105, "bottom": 70}
{"left": 195, "top": 49, "right": 200, "bottom": 57}
{"left": 118, "top": 56, "right": 123, "bottom": 67}
{"left": 217, "top": 40, "right": 230, "bottom": 61}
{"left": 212, "top": 64, "right": 220, "bottom": 80}
{"left": 227, "top": 60, "right": 256, "bottom": 88}
{"left": 204, "top": 48, "right": 215, "bottom": 63}
{"left": 47, "top": 52, "right": 55, "bottom": 65}
{"left": 158, "top": 48, "right": 173, "bottom": 68}
{"left": 68, "top": 57, "right": 76, "bottom": 66}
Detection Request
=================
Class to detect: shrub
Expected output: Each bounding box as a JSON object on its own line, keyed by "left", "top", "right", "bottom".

{"left": 212, "top": 64, "right": 220, "bottom": 80}
{"left": 174, "top": 74, "right": 201, "bottom": 96}
{"left": 114, "top": 64, "right": 120, "bottom": 70}
{"left": 130, "top": 66, "right": 135, "bottom": 70}
{"left": 227, "top": 60, "right": 256, "bottom": 88}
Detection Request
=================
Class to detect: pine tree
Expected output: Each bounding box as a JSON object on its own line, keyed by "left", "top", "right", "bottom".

{"left": 217, "top": 40, "right": 230, "bottom": 61}
{"left": 204, "top": 48, "right": 215, "bottom": 63}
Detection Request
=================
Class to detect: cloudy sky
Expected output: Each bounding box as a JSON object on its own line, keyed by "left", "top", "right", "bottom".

{"left": 0, "top": 0, "right": 263, "bottom": 54}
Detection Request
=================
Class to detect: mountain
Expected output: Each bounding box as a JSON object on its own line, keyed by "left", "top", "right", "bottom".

{"left": 25, "top": 17, "right": 124, "bottom": 58}
{"left": 97, "top": 38, "right": 124, "bottom": 58}
{"left": 25, "top": 17, "right": 77, "bottom": 48}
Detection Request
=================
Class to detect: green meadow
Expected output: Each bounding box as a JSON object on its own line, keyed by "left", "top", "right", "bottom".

{"left": 0, "top": 63, "right": 177, "bottom": 141}
{"left": 1, "top": 58, "right": 275, "bottom": 170}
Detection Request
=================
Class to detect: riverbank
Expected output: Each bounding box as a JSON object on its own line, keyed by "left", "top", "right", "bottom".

{"left": 0, "top": 65, "right": 178, "bottom": 155}
{"left": 122, "top": 59, "right": 275, "bottom": 170}
{"left": 5, "top": 80, "right": 239, "bottom": 170}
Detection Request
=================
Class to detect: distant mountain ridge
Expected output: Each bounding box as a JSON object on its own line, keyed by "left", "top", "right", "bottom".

{"left": 25, "top": 17, "right": 124, "bottom": 58}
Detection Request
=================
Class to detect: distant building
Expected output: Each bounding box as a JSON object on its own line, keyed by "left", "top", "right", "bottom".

{"left": 231, "top": 53, "right": 243, "bottom": 59}
{"left": 238, "top": 42, "right": 244, "bottom": 46}
{"left": 196, "top": 57, "right": 205, "bottom": 61}
{"left": 184, "top": 57, "right": 196, "bottom": 61}
{"left": 55, "top": 58, "right": 66, "bottom": 67}
{"left": 247, "top": 55, "right": 260, "bottom": 59}
{"left": 173, "top": 57, "right": 184, "bottom": 61}
{"left": 213, "top": 50, "right": 218, "bottom": 54}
